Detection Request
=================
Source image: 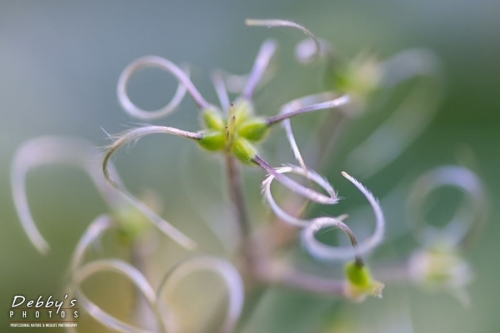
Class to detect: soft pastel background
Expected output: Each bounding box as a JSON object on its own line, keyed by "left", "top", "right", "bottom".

{"left": 1, "top": 0, "right": 499, "bottom": 332}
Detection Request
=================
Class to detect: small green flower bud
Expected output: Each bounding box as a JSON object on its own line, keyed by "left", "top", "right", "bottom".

{"left": 237, "top": 118, "right": 269, "bottom": 142}
{"left": 233, "top": 99, "right": 254, "bottom": 127}
{"left": 344, "top": 261, "right": 384, "bottom": 301}
{"left": 114, "top": 206, "right": 149, "bottom": 245}
{"left": 198, "top": 130, "right": 225, "bottom": 151}
{"left": 323, "top": 55, "right": 382, "bottom": 105}
{"left": 408, "top": 245, "right": 472, "bottom": 294}
{"left": 202, "top": 107, "right": 225, "bottom": 130}
{"left": 345, "top": 261, "right": 371, "bottom": 288}
{"left": 347, "top": 56, "right": 382, "bottom": 98}
{"left": 231, "top": 137, "right": 257, "bottom": 165}
{"left": 323, "top": 54, "right": 348, "bottom": 91}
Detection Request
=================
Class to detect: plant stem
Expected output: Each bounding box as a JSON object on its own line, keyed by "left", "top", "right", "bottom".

{"left": 224, "top": 153, "right": 251, "bottom": 243}
{"left": 223, "top": 153, "right": 264, "bottom": 333}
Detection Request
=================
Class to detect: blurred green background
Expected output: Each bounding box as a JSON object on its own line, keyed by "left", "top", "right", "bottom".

{"left": 1, "top": 0, "right": 499, "bottom": 332}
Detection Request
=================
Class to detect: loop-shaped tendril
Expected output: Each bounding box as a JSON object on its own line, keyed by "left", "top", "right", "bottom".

{"left": 219, "top": 69, "right": 275, "bottom": 95}
{"left": 407, "top": 165, "right": 487, "bottom": 248}
{"left": 102, "top": 125, "right": 203, "bottom": 250}
{"left": 253, "top": 157, "right": 338, "bottom": 205}
{"left": 68, "top": 214, "right": 114, "bottom": 275}
{"left": 118, "top": 56, "right": 210, "bottom": 117}
{"left": 241, "top": 39, "right": 278, "bottom": 100}
{"left": 156, "top": 256, "right": 244, "bottom": 333}
{"left": 294, "top": 37, "right": 332, "bottom": 65}
{"left": 345, "top": 48, "right": 444, "bottom": 178}
{"left": 212, "top": 70, "right": 231, "bottom": 113}
{"left": 262, "top": 165, "right": 338, "bottom": 227}
{"left": 301, "top": 172, "right": 385, "bottom": 261}
{"left": 72, "top": 259, "right": 164, "bottom": 333}
{"left": 266, "top": 93, "right": 350, "bottom": 174}
{"left": 11, "top": 136, "right": 121, "bottom": 254}
{"left": 245, "top": 19, "right": 321, "bottom": 64}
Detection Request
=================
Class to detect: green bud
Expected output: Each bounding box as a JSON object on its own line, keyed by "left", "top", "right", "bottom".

{"left": 345, "top": 261, "right": 372, "bottom": 288}
{"left": 237, "top": 118, "right": 269, "bottom": 142}
{"left": 114, "top": 206, "right": 149, "bottom": 245}
{"left": 202, "top": 107, "right": 224, "bottom": 130}
{"left": 323, "top": 54, "right": 348, "bottom": 91}
{"left": 233, "top": 99, "right": 254, "bottom": 127}
{"left": 344, "top": 261, "right": 384, "bottom": 301}
{"left": 231, "top": 137, "right": 257, "bottom": 164}
{"left": 198, "top": 130, "right": 225, "bottom": 151}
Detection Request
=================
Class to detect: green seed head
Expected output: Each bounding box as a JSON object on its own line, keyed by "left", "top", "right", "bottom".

{"left": 114, "top": 206, "right": 149, "bottom": 245}
{"left": 324, "top": 54, "right": 382, "bottom": 103}
{"left": 197, "top": 99, "right": 267, "bottom": 162}
{"left": 345, "top": 261, "right": 372, "bottom": 288}
{"left": 231, "top": 137, "right": 257, "bottom": 164}
{"left": 202, "top": 106, "right": 225, "bottom": 130}
{"left": 344, "top": 261, "right": 384, "bottom": 301}
{"left": 237, "top": 118, "right": 269, "bottom": 142}
{"left": 198, "top": 130, "right": 226, "bottom": 151}
{"left": 233, "top": 99, "right": 254, "bottom": 127}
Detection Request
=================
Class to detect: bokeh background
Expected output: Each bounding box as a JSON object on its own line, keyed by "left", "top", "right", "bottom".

{"left": 1, "top": 0, "right": 499, "bottom": 332}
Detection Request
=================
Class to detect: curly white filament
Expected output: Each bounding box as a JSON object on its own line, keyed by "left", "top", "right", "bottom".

{"left": 69, "top": 214, "right": 113, "bottom": 274}
{"left": 407, "top": 165, "right": 487, "bottom": 247}
{"left": 103, "top": 125, "right": 202, "bottom": 250}
{"left": 118, "top": 57, "right": 191, "bottom": 120}
{"left": 242, "top": 39, "right": 277, "bottom": 100}
{"left": 267, "top": 94, "right": 350, "bottom": 125}
{"left": 345, "top": 49, "right": 443, "bottom": 178}
{"left": 245, "top": 19, "right": 321, "bottom": 63}
{"left": 301, "top": 172, "right": 385, "bottom": 261}
{"left": 221, "top": 69, "right": 275, "bottom": 94}
{"left": 254, "top": 157, "right": 338, "bottom": 205}
{"left": 381, "top": 48, "right": 439, "bottom": 88}
{"left": 262, "top": 165, "right": 338, "bottom": 227}
{"left": 118, "top": 56, "right": 210, "bottom": 112}
{"left": 271, "top": 92, "right": 349, "bottom": 173}
{"left": 156, "top": 256, "right": 244, "bottom": 333}
{"left": 294, "top": 38, "right": 332, "bottom": 65}
{"left": 11, "top": 136, "right": 120, "bottom": 254}
{"left": 72, "top": 259, "right": 162, "bottom": 333}
{"left": 212, "top": 70, "right": 231, "bottom": 113}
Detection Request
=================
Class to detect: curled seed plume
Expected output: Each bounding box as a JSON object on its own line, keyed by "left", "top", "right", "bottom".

{"left": 294, "top": 37, "right": 332, "bottom": 65}
{"left": 268, "top": 93, "right": 349, "bottom": 174}
{"left": 118, "top": 58, "right": 191, "bottom": 120}
{"left": 407, "top": 165, "right": 487, "bottom": 248}
{"left": 381, "top": 48, "right": 440, "bottom": 88}
{"left": 212, "top": 70, "right": 231, "bottom": 113}
{"left": 245, "top": 19, "right": 321, "bottom": 63}
{"left": 156, "top": 256, "right": 244, "bottom": 333}
{"left": 11, "top": 136, "right": 120, "bottom": 254}
{"left": 220, "top": 69, "right": 276, "bottom": 94}
{"left": 253, "top": 156, "right": 338, "bottom": 205}
{"left": 72, "top": 259, "right": 163, "bottom": 333}
{"left": 266, "top": 93, "right": 350, "bottom": 125}
{"left": 301, "top": 172, "right": 385, "bottom": 261}
{"left": 345, "top": 49, "right": 443, "bottom": 178}
{"left": 68, "top": 214, "right": 114, "bottom": 274}
{"left": 102, "top": 125, "right": 202, "bottom": 250}
{"left": 242, "top": 39, "right": 278, "bottom": 100}
{"left": 118, "top": 56, "right": 210, "bottom": 113}
{"left": 262, "top": 165, "right": 338, "bottom": 227}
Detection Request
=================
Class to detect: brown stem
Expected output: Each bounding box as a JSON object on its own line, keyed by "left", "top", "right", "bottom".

{"left": 224, "top": 154, "right": 251, "bottom": 242}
